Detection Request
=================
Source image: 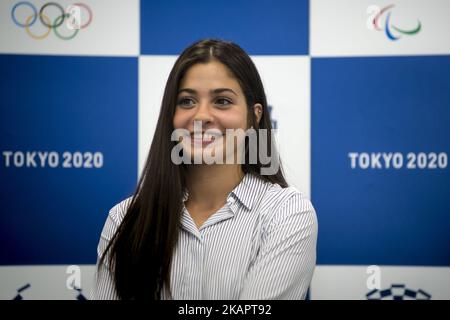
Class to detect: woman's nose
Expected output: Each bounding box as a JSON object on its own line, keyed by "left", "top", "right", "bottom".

{"left": 193, "top": 102, "right": 213, "bottom": 123}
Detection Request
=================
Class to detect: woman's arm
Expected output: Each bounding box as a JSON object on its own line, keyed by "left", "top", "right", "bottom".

{"left": 239, "top": 193, "right": 318, "bottom": 300}
{"left": 89, "top": 199, "right": 131, "bottom": 300}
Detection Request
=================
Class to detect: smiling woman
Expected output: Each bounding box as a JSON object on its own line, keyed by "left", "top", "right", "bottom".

{"left": 90, "top": 39, "right": 318, "bottom": 300}
{"left": 174, "top": 60, "right": 253, "bottom": 163}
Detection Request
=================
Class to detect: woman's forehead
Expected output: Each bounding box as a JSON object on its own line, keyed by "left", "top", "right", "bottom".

{"left": 180, "top": 61, "right": 240, "bottom": 91}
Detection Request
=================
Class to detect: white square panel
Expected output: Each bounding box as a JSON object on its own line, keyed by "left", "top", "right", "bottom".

{"left": 138, "top": 55, "right": 177, "bottom": 177}
{"left": 252, "top": 56, "right": 311, "bottom": 198}
{"left": 311, "top": 265, "right": 450, "bottom": 300}
{"left": 0, "top": 0, "right": 139, "bottom": 56}
{"left": 311, "top": 0, "right": 450, "bottom": 57}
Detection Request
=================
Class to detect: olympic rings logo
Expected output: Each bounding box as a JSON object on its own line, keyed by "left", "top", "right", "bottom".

{"left": 11, "top": 1, "right": 93, "bottom": 40}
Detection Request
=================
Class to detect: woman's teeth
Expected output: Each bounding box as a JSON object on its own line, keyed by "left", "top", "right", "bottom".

{"left": 202, "top": 133, "right": 215, "bottom": 141}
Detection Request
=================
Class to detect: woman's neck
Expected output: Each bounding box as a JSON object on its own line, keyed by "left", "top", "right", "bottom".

{"left": 185, "top": 164, "right": 244, "bottom": 211}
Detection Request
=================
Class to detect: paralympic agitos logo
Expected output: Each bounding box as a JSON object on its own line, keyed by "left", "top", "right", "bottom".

{"left": 367, "top": 4, "right": 421, "bottom": 41}
{"left": 11, "top": 1, "right": 93, "bottom": 40}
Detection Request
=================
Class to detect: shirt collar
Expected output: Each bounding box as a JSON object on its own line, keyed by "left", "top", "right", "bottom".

{"left": 228, "top": 173, "right": 267, "bottom": 211}
{"left": 182, "top": 173, "right": 267, "bottom": 211}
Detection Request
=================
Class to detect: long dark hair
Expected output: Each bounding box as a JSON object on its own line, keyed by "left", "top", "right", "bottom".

{"left": 100, "top": 39, "right": 288, "bottom": 300}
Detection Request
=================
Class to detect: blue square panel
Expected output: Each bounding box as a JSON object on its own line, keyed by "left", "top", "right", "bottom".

{"left": 140, "top": 0, "right": 309, "bottom": 55}
{"left": 312, "top": 56, "right": 450, "bottom": 266}
{"left": 0, "top": 55, "right": 138, "bottom": 265}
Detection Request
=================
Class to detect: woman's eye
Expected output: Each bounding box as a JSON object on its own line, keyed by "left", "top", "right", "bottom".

{"left": 216, "top": 98, "right": 232, "bottom": 106}
{"left": 178, "top": 98, "right": 195, "bottom": 107}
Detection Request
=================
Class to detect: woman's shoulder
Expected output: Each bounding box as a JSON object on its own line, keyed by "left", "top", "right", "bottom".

{"left": 107, "top": 196, "right": 134, "bottom": 225}
{"left": 264, "top": 180, "right": 312, "bottom": 207}
{"left": 260, "top": 180, "right": 316, "bottom": 224}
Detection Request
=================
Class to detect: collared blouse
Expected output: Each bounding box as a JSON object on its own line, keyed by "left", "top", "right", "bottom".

{"left": 91, "top": 173, "right": 318, "bottom": 300}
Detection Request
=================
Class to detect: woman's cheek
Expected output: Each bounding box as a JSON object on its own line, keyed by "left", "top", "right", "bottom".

{"left": 217, "top": 111, "right": 247, "bottom": 130}
{"left": 173, "top": 110, "right": 190, "bottom": 129}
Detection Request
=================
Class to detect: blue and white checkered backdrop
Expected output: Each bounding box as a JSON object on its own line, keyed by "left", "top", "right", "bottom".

{"left": 1, "top": 0, "right": 449, "bottom": 300}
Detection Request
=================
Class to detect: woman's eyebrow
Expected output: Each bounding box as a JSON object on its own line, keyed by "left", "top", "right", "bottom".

{"left": 178, "top": 88, "right": 237, "bottom": 96}
{"left": 212, "top": 88, "right": 237, "bottom": 96}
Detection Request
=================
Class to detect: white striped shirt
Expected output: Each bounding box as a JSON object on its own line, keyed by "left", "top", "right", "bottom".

{"left": 90, "top": 173, "right": 318, "bottom": 300}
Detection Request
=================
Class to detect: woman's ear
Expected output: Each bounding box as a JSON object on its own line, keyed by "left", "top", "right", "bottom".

{"left": 253, "top": 103, "right": 263, "bottom": 124}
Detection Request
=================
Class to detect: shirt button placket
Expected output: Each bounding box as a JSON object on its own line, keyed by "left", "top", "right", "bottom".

{"left": 190, "top": 235, "right": 204, "bottom": 299}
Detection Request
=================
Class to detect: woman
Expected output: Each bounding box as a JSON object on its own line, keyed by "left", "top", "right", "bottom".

{"left": 91, "top": 39, "right": 317, "bottom": 300}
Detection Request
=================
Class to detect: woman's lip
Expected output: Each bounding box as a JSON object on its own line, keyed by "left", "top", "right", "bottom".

{"left": 190, "top": 133, "right": 223, "bottom": 139}
{"left": 189, "top": 132, "right": 223, "bottom": 137}
{"left": 190, "top": 134, "right": 221, "bottom": 146}
{"left": 191, "top": 137, "right": 214, "bottom": 144}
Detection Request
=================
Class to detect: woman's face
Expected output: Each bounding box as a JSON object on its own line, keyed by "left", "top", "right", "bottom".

{"left": 173, "top": 60, "right": 261, "bottom": 163}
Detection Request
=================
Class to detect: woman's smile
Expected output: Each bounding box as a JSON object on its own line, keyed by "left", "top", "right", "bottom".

{"left": 191, "top": 132, "right": 218, "bottom": 147}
